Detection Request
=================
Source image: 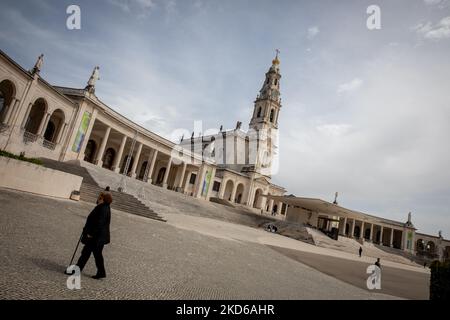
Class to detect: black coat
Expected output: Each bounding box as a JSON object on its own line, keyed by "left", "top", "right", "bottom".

{"left": 83, "top": 203, "right": 111, "bottom": 245}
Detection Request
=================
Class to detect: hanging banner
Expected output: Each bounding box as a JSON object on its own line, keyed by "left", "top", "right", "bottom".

{"left": 201, "top": 169, "right": 212, "bottom": 198}
{"left": 72, "top": 112, "right": 91, "bottom": 153}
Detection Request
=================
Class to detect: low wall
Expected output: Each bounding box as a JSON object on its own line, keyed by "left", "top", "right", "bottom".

{"left": 0, "top": 156, "right": 83, "bottom": 199}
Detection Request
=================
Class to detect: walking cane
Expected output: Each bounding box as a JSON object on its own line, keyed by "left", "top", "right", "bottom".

{"left": 65, "top": 231, "right": 83, "bottom": 274}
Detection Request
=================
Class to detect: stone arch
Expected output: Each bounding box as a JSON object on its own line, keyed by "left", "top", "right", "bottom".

{"left": 84, "top": 139, "right": 97, "bottom": 163}
{"left": 156, "top": 167, "right": 166, "bottom": 184}
{"left": 44, "top": 109, "right": 65, "bottom": 142}
{"left": 235, "top": 183, "right": 245, "bottom": 204}
{"left": 102, "top": 148, "right": 116, "bottom": 170}
{"left": 223, "top": 179, "right": 234, "bottom": 201}
{"left": 416, "top": 239, "right": 424, "bottom": 252}
{"left": 272, "top": 204, "right": 278, "bottom": 214}
{"left": 253, "top": 188, "right": 264, "bottom": 209}
{"left": 364, "top": 228, "right": 371, "bottom": 240}
{"left": 0, "top": 79, "right": 16, "bottom": 124}
{"left": 354, "top": 226, "right": 361, "bottom": 238}
{"left": 444, "top": 246, "right": 450, "bottom": 261}
{"left": 24, "top": 98, "right": 47, "bottom": 134}
{"left": 257, "top": 107, "right": 262, "bottom": 118}
{"left": 376, "top": 230, "right": 381, "bottom": 243}
{"left": 121, "top": 155, "right": 134, "bottom": 175}
{"left": 426, "top": 241, "right": 436, "bottom": 253}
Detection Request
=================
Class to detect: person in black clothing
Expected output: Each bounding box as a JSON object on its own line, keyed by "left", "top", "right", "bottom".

{"left": 359, "top": 246, "right": 363, "bottom": 257}
{"left": 76, "top": 192, "right": 112, "bottom": 279}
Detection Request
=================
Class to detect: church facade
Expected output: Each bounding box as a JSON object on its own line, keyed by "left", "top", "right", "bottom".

{"left": 0, "top": 49, "right": 286, "bottom": 215}
{"left": 0, "top": 48, "right": 449, "bottom": 261}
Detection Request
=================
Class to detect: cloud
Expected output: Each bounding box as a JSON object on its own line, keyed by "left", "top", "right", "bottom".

{"left": 337, "top": 78, "right": 363, "bottom": 94}
{"left": 414, "top": 16, "right": 450, "bottom": 40}
{"left": 307, "top": 26, "right": 320, "bottom": 40}
{"left": 107, "top": 0, "right": 155, "bottom": 15}
{"left": 316, "top": 124, "right": 351, "bottom": 137}
{"left": 424, "top": 0, "right": 442, "bottom": 5}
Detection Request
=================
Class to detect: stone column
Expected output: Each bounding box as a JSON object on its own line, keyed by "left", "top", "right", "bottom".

{"left": 350, "top": 220, "right": 356, "bottom": 238}
{"left": 390, "top": 229, "right": 394, "bottom": 247}
{"left": 380, "top": 227, "right": 384, "bottom": 245}
{"left": 218, "top": 177, "right": 226, "bottom": 199}
{"left": 205, "top": 167, "right": 216, "bottom": 200}
{"left": 277, "top": 201, "right": 283, "bottom": 215}
{"left": 147, "top": 149, "right": 158, "bottom": 184}
{"left": 342, "top": 217, "right": 348, "bottom": 236}
{"left": 268, "top": 199, "right": 274, "bottom": 213}
{"left": 162, "top": 157, "right": 172, "bottom": 189}
{"left": 95, "top": 126, "right": 111, "bottom": 167}
{"left": 21, "top": 103, "right": 33, "bottom": 129}
{"left": 7, "top": 102, "right": 20, "bottom": 128}
{"left": 177, "top": 162, "right": 187, "bottom": 191}
{"left": 3, "top": 99, "right": 18, "bottom": 125}
{"left": 194, "top": 164, "right": 207, "bottom": 198}
{"left": 245, "top": 179, "right": 255, "bottom": 206}
{"left": 38, "top": 113, "right": 50, "bottom": 137}
{"left": 370, "top": 224, "right": 374, "bottom": 241}
{"left": 56, "top": 123, "right": 67, "bottom": 144}
{"left": 183, "top": 171, "right": 191, "bottom": 193}
{"left": 130, "top": 142, "right": 143, "bottom": 178}
{"left": 361, "top": 221, "right": 365, "bottom": 239}
{"left": 230, "top": 182, "right": 238, "bottom": 203}
{"left": 142, "top": 150, "right": 153, "bottom": 182}
{"left": 113, "top": 135, "right": 127, "bottom": 173}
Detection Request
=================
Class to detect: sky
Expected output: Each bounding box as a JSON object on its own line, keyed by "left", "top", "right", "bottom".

{"left": 0, "top": 0, "right": 449, "bottom": 236}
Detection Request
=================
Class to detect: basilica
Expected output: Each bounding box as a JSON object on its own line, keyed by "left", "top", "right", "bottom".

{"left": 0, "top": 49, "right": 448, "bottom": 262}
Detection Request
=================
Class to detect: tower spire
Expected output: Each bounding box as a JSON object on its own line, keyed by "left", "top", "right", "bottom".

{"left": 249, "top": 52, "right": 282, "bottom": 130}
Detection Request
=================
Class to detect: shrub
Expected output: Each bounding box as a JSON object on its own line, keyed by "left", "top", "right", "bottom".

{"left": 0, "top": 150, "right": 43, "bottom": 165}
{"left": 430, "top": 260, "right": 450, "bottom": 300}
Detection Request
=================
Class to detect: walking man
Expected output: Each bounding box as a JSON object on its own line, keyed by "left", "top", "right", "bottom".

{"left": 359, "top": 246, "right": 363, "bottom": 257}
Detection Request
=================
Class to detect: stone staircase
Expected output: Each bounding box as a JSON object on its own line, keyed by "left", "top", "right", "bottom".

{"left": 209, "top": 197, "right": 235, "bottom": 207}
{"left": 40, "top": 158, "right": 165, "bottom": 222}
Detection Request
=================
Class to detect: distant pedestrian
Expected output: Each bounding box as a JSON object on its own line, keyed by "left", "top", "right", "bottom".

{"left": 359, "top": 246, "right": 363, "bottom": 257}
{"left": 375, "top": 258, "right": 381, "bottom": 269}
{"left": 76, "top": 192, "right": 112, "bottom": 279}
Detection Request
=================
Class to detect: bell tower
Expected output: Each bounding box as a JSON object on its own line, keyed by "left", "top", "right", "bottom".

{"left": 249, "top": 50, "right": 282, "bottom": 131}
{"left": 246, "top": 51, "right": 282, "bottom": 177}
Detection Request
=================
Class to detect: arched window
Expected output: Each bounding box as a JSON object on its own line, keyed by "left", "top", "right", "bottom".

{"left": 43, "top": 121, "right": 56, "bottom": 141}
{"left": 0, "top": 80, "right": 15, "bottom": 123}
{"left": 156, "top": 167, "right": 166, "bottom": 184}
{"left": 270, "top": 109, "right": 275, "bottom": 122}
{"left": 25, "top": 98, "right": 47, "bottom": 134}
{"left": 0, "top": 91, "right": 4, "bottom": 114}
{"left": 44, "top": 109, "right": 65, "bottom": 142}
{"left": 84, "top": 140, "right": 97, "bottom": 163}
{"left": 139, "top": 161, "right": 148, "bottom": 180}
{"left": 274, "top": 79, "right": 278, "bottom": 86}
{"left": 257, "top": 107, "right": 262, "bottom": 118}
{"left": 103, "top": 148, "right": 116, "bottom": 169}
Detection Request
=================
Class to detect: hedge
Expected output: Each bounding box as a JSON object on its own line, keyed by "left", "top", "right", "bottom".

{"left": 0, "top": 150, "right": 43, "bottom": 165}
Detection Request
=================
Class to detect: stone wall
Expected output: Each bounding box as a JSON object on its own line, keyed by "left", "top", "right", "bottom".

{"left": 0, "top": 156, "right": 82, "bottom": 199}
